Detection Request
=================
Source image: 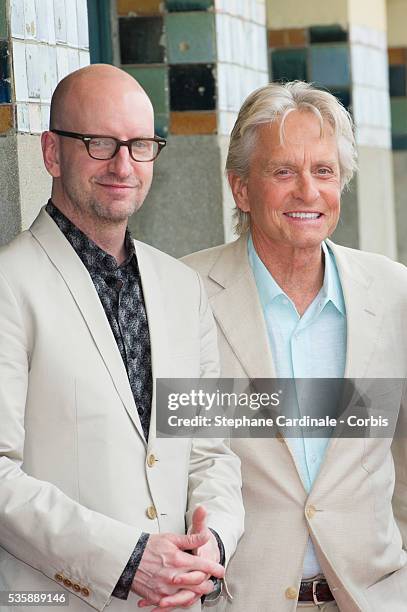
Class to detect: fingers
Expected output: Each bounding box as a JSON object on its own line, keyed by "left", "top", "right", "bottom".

{"left": 173, "top": 570, "right": 207, "bottom": 586}
{"left": 154, "top": 589, "right": 201, "bottom": 609}
{"left": 176, "top": 530, "right": 210, "bottom": 551}
{"left": 190, "top": 506, "right": 207, "bottom": 534}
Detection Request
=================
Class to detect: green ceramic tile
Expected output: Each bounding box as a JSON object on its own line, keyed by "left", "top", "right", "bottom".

{"left": 310, "top": 45, "right": 350, "bottom": 88}
{"left": 309, "top": 25, "right": 347, "bottom": 44}
{"left": 165, "top": 12, "right": 216, "bottom": 64}
{"left": 154, "top": 113, "right": 169, "bottom": 137}
{"left": 271, "top": 48, "right": 307, "bottom": 82}
{"left": 122, "top": 66, "right": 169, "bottom": 115}
{"left": 166, "top": 0, "right": 213, "bottom": 11}
{"left": 389, "top": 65, "right": 406, "bottom": 97}
{"left": 391, "top": 98, "right": 407, "bottom": 134}
{"left": 0, "top": 0, "right": 7, "bottom": 39}
{"left": 392, "top": 134, "right": 407, "bottom": 149}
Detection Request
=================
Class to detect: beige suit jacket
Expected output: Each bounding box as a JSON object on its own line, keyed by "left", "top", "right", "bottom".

{"left": 184, "top": 234, "right": 407, "bottom": 612}
{"left": 0, "top": 209, "right": 244, "bottom": 612}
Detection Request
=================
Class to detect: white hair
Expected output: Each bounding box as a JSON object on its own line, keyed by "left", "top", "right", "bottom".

{"left": 226, "top": 81, "right": 357, "bottom": 235}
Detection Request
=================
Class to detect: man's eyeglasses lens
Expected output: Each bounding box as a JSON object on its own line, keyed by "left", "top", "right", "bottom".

{"left": 89, "top": 137, "right": 158, "bottom": 161}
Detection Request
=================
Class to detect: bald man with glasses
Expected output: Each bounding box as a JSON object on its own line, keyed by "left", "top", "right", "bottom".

{"left": 0, "top": 64, "right": 243, "bottom": 612}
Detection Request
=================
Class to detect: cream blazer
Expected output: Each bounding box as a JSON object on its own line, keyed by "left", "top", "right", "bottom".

{"left": 184, "top": 235, "right": 407, "bottom": 612}
{"left": 0, "top": 209, "right": 244, "bottom": 612}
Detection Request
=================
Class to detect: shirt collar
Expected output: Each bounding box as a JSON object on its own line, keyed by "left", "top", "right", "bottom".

{"left": 248, "top": 233, "right": 345, "bottom": 316}
{"left": 46, "top": 200, "right": 136, "bottom": 272}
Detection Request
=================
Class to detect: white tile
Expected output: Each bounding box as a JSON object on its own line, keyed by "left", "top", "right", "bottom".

{"left": 79, "top": 50, "right": 90, "bottom": 68}
{"left": 16, "top": 102, "right": 30, "bottom": 131}
{"left": 356, "top": 125, "right": 390, "bottom": 149}
{"left": 76, "top": 0, "right": 89, "bottom": 48}
{"left": 35, "top": 0, "right": 49, "bottom": 42}
{"left": 23, "top": 0, "right": 37, "bottom": 39}
{"left": 12, "top": 40, "right": 29, "bottom": 101}
{"left": 66, "top": 0, "right": 78, "bottom": 47}
{"left": 48, "top": 46, "right": 58, "bottom": 95}
{"left": 39, "top": 44, "right": 51, "bottom": 102}
{"left": 46, "top": 0, "right": 56, "bottom": 44}
{"left": 218, "top": 110, "right": 237, "bottom": 135}
{"left": 216, "top": 62, "right": 229, "bottom": 111}
{"left": 67, "top": 47, "right": 79, "bottom": 72}
{"left": 54, "top": 0, "right": 67, "bottom": 44}
{"left": 41, "top": 103, "right": 50, "bottom": 130}
{"left": 28, "top": 102, "right": 42, "bottom": 132}
{"left": 26, "top": 43, "right": 41, "bottom": 98}
{"left": 56, "top": 44, "right": 69, "bottom": 81}
{"left": 10, "top": 0, "right": 25, "bottom": 38}
{"left": 254, "top": 0, "right": 266, "bottom": 26}
{"left": 256, "top": 25, "right": 268, "bottom": 72}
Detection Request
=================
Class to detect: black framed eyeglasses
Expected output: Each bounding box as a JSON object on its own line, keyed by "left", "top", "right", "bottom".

{"left": 51, "top": 129, "right": 167, "bottom": 162}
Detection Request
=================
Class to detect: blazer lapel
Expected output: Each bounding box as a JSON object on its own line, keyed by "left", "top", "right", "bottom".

{"left": 209, "top": 235, "right": 276, "bottom": 379}
{"left": 327, "top": 240, "right": 384, "bottom": 379}
{"left": 30, "top": 208, "right": 146, "bottom": 442}
{"left": 132, "top": 240, "right": 171, "bottom": 450}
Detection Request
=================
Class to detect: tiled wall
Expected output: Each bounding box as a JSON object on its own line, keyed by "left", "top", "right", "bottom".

{"left": 388, "top": 46, "right": 407, "bottom": 150}
{"left": 116, "top": 0, "right": 268, "bottom": 137}
{"left": 268, "top": 23, "right": 391, "bottom": 149}
{"left": 0, "top": 0, "right": 90, "bottom": 135}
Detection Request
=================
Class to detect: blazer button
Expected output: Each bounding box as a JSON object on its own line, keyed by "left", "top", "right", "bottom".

{"left": 306, "top": 505, "right": 317, "bottom": 519}
{"left": 147, "top": 453, "right": 157, "bottom": 467}
{"left": 54, "top": 574, "right": 63, "bottom": 582}
{"left": 73, "top": 584, "right": 81, "bottom": 592}
{"left": 63, "top": 578, "right": 72, "bottom": 588}
{"left": 81, "top": 587, "right": 90, "bottom": 597}
{"left": 147, "top": 505, "right": 157, "bottom": 519}
{"left": 285, "top": 587, "right": 298, "bottom": 600}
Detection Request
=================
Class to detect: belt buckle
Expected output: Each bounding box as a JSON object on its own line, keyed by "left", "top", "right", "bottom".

{"left": 312, "top": 579, "right": 324, "bottom": 606}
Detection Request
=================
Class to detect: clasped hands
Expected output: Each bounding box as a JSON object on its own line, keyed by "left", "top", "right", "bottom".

{"left": 131, "top": 506, "right": 223, "bottom": 610}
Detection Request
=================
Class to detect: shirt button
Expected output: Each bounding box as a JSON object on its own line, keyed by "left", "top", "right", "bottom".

{"left": 285, "top": 587, "right": 298, "bottom": 600}
{"left": 147, "top": 505, "right": 157, "bottom": 520}
{"left": 116, "top": 279, "right": 123, "bottom": 291}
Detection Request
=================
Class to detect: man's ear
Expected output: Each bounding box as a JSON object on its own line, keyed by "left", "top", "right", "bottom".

{"left": 41, "top": 131, "right": 61, "bottom": 178}
{"left": 228, "top": 172, "right": 250, "bottom": 213}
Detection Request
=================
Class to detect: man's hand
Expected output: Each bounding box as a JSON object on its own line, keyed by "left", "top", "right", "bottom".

{"left": 135, "top": 507, "right": 222, "bottom": 610}
{"left": 132, "top": 522, "right": 224, "bottom": 610}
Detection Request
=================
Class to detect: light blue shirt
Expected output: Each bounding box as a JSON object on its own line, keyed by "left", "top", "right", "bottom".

{"left": 248, "top": 234, "right": 347, "bottom": 578}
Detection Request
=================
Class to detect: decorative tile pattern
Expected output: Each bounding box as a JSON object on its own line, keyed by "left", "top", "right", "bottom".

{"left": 389, "top": 65, "right": 406, "bottom": 98}
{"left": 166, "top": 0, "right": 213, "bottom": 11}
{"left": 309, "top": 25, "right": 347, "bottom": 44}
{"left": 169, "top": 64, "right": 216, "bottom": 111}
{"left": 119, "top": 17, "right": 165, "bottom": 64}
{"left": 16, "top": 102, "right": 30, "bottom": 131}
{"left": 0, "top": 104, "right": 13, "bottom": 133}
{"left": 271, "top": 48, "right": 307, "bottom": 82}
{"left": 54, "top": 0, "right": 67, "bottom": 44}
{"left": 0, "top": 0, "right": 8, "bottom": 38}
{"left": 123, "top": 65, "right": 168, "bottom": 114}
{"left": 166, "top": 12, "right": 216, "bottom": 64}
{"left": 12, "top": 40, "right": 28, "bottom": 101}
{"left": 26, "top": 44, "right": 40, "bottom": 98}
{"left": 310, "top": 45, "right": 350, "bottom": 88}
{"left": 391, "top": 98, "right": 407, "bottom": 134}
{"left": 268, "top": 28, "right": 307, "bottom": 48}
{"left": 0, "top": 40, "right": 10, "bottom": 103}
{"left": 117, "top": 0, "right": 162, "bottom": 15}
{"left": 170, "top": 111, "right": 216, "bottom": 134}
{"left": 388, "top": 47, "right": 406, "bottom": 66}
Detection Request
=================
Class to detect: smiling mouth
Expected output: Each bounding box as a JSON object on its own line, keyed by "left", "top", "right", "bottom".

{"left": 284, "top": 212, "right": 322, "bottom": 219}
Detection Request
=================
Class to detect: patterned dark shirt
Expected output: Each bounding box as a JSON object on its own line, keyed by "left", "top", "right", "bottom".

{"left": 46, "top": 201, "right": 152, "bottom": 440}
{"left": 46, "top": 201, "right": 150, "bottom": 599}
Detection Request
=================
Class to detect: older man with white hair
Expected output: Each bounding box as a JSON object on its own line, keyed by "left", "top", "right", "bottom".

{"left": 184, "top": 81, "right": 407, "bottom": 611}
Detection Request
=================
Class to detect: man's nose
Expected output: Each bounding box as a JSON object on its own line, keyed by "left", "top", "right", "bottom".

{"left": 293, "top": 173, "right": 319, "bottom": 203}
{"left": 107, "top": 145, "right": 133, "bottom": 177}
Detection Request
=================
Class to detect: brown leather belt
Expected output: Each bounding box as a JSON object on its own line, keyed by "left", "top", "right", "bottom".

{"left": 298, "top": 578, "right": 334, "bottom": 604}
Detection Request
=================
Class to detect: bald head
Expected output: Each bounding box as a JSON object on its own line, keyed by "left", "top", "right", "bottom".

{"left": 49, "top": 64, "right": 152, "bottom": 131}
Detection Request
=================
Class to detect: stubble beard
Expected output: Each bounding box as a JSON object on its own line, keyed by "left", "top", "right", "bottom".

{"left": 66, "top": 183, "right": 144, "bottom": 226}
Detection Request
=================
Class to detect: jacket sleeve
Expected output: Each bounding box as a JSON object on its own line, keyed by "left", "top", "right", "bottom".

{"left": 186, "top": 272, "right": 244, "bottom": 563}
{"left": 0, "top": 269, "right": 141, "bottom": 611}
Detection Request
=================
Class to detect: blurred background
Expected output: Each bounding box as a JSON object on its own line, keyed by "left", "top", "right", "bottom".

{"left": 1, "top": 0, "right": 406, "bottom": 262}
